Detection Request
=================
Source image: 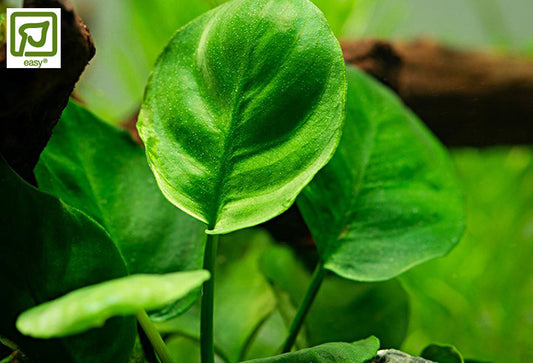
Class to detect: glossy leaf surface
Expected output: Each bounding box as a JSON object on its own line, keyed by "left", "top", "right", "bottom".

{"left": 0, "top": 157, "right": 136, "bottom": 362}
{"left": 259, "top": 245, "right": 408, "bottom": 349}
{"left": 244, "top": 336, "right": 379, "bottom": 363}
{"left": 138, "top": 0, "right": 345, "bottom": 233}
{"left": 36, "top": 101, "right": 205, "bottom": 320}
{"left": 17, "top": 271, "right": 209, "bottom": 339}
{"left": 298, "top": 66, "right": 465, "bottom": 281}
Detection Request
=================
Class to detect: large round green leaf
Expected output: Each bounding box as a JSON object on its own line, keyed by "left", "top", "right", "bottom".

{"left": 0, "top": 157, "right": 136, "bottom": 362}
{"left": 16, "top": 271, "right": 209, "bottom": 339}
{"left": 138, "top": 0, "right": 345, "bottom": 234}
{"left": 297, "top": 65, "right": 465, "bottom": 281}
{"left": 35, "top": 101, "right": 205, "bottom": 320}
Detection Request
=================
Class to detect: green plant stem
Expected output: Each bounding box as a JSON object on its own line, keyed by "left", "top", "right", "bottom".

{"left": 135, "top": 310, "right": 174, "bottom": 363}
{"left": 281, "top": 263, "right": 326, "bottom": 353}
{"left": 201, "top": 233, "right": 219, "bottom": 363}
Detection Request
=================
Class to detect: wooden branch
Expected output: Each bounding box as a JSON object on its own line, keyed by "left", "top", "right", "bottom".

{"left": 0, "top": 0, "right": 95, "bottom": 184}
{"left": 342, "top": 39, "right": 533, "bottom": 146}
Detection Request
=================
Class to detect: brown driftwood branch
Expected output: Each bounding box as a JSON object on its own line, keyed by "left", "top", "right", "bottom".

{"left": 0, "top": 0, "right": 95, "bottom": 184}
{"left": 342, "top": 39, "right": 533, "bottom": 147}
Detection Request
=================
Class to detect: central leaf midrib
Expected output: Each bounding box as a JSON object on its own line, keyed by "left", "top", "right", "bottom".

{"left": 206, "top": 0, "right": 279, "bottom": 227}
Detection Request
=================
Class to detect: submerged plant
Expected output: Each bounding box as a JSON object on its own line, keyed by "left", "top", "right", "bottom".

{"left": 3, "top": 0, "right": 465, "bottom": 362}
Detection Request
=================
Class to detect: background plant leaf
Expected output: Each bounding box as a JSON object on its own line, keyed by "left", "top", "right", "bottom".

{"left": 35, "top": 101, "right": 205, "bottom": 321}
{"left": 156, "top": 229, "right": 277, "bottom": 362}
{"left": 17, "top": 271, "right": 209, "bottom": 339}
{"left": 0, "top": 157, "right": 136, "bottom": 362}
{"left": 258, "top": 245, "right": 409, "bottom": 350}
{"left": 310, "top": 0, "right": 357, "bottom": 35}
{"left": 138, "top": 0, "right": 346, "bottom": 233}
{"left": 243, "top": 336, "right": 379, "bottom": 363}
{"left": 421, "top": 344, "right": 463, "bottom": 363}
{"left": 400, "top": 147, "right": 533, "bottom": 363}
{"left": 297, "top": 65, "right": 465, "bottom": 282}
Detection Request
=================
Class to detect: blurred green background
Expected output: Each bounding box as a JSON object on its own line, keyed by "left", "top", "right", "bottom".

{"left": 66, "top": 1, "right": 533, "bottom": 362}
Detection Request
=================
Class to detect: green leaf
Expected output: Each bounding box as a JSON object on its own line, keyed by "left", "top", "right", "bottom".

{"left": 36, "top": 101, "right": 206, "bottom": 320}
{"left": 311, "top": 0, "right": 356, "bottom": 35}
{"left": 401, "top": 148, "right": 533, "bottom": 363}
{"left": 297, "top": 65, "right": 465, "bottom": 281}
{"left": 243, "top": 336, "right": 379, "bottom": 363}
{"left": 259, "top": 245, "right": 408, "bottom": 350}
{"left": 138, "top": 0, "right": 346, "bottom": 234}
{"left": 421, "top": 344, "right": 463, "bottom": 363}
{"left": 0, "top": 157, "right": 136, "bottom": 362}
{"left": 156, "top": 229, "right": 277, "bottom": 362}
{"left": 16, "top": 271, "right": 209, "bottom": 339}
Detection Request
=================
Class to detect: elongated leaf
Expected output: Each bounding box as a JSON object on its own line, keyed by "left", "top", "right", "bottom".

{"left": 259, "top": 245, "right": 408, "bottom": 350}
{"left": 138, "top": 0, "right": 345, "bottom": 234}
{"left": 35, "top": 101, "right": 205, "bottom": 320}
{"left": 0, "top": 157, "right": 135, "bottom": 362}
{"left": 16, "top": 271, "right": 209, "bottom": 338}
{"left": 298, "top": 65, "right": 465, "bottom": 281}
{"left": 244, "top": 336, "right": 379, "bottom": 363}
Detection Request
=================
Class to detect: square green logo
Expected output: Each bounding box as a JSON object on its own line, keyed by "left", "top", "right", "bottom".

{"left": 6, "top": 8, "right": 61, "bottom": 68}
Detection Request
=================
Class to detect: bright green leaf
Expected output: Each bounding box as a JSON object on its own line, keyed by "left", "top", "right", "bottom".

{"left": 16, "top": 271, "right": 209, "bottom": 339}
{"left": 243, "top": 336, "right": 379, "bottom": 363}
{"left": 0, "top": 157, "right": 136, "bottom": 362}
{"left": 297, "top": 65, "right": 465, "bottom": 281}
{"left": 311, "top": 0, "right": 356, "bottom": 35}
{"left": 259, "top": 245, "right": 408, "bottom": 350}
{"left": 421, "top": 344, "right": 463, "bottom": 363}
{"left": 36, "top": 101, "right": 206, "bottom": 320}
{"left": 138, "top": 0, "right": 346, "bottom": 234}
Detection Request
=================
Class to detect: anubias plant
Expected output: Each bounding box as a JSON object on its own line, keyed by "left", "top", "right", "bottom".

{"left": 1, "top": 0, "right": 464, "bottom": 362}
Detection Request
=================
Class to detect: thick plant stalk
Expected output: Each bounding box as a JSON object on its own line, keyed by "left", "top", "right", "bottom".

{"left": 201, "top": 233, "right": 219, "bottom": 363}
{"left": 135, "top": 310, "right": 174, "bottom": 363}
{"left": 281, "top": 263, "right": 326, "bottom": 353}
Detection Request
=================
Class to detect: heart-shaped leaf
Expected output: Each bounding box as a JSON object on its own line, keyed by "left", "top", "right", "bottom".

{"left": 259, "top": 245, "right": 409, "bottom": 350}
{"left": 138, "top": 0, "right": 345, "bottom": 234}
{"left": 243, "top": 336, "right": 379, "bottom": 363}
{"left": 36, "top": 101, "right": 206, "bottom": 320}
{"left": 297, "top": 65, "right": 465, "bottom": 281}
{"left": 16, "top": 271, "right": 209, "bottom": 339}
{"left": 0, "top": 157, "right": 135, "bottom": 362}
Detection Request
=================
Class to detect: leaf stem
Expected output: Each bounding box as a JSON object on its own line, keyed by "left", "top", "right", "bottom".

{"left": 201, "top": 232, "right": 219, "bottom": 363}
{"left": 135, "top": 309, "right": 174, "bottom": 363}
{"left": 281, "top": 262, "right": 326, "bottom": 353}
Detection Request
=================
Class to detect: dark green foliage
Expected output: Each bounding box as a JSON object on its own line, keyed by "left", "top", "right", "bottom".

{"left": 0, "top": 157, "right": 136, "bottom": 362}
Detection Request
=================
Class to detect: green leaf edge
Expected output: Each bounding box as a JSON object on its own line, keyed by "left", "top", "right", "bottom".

{"left": 243, "top": 335, "right": 379, "bottom": 362}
